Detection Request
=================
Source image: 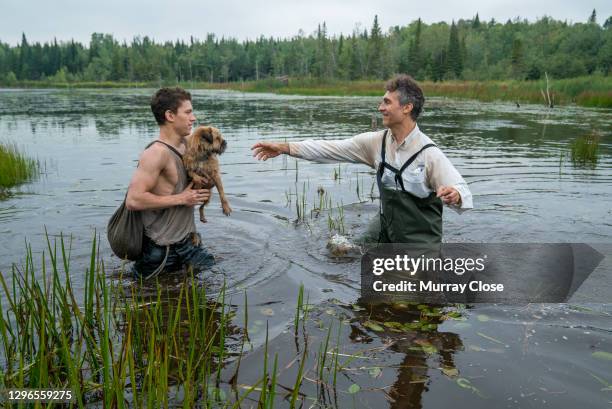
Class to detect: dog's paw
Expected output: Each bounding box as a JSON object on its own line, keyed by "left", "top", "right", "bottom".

{"left": 222, "top": 203, "right": 232, "bottom": 216}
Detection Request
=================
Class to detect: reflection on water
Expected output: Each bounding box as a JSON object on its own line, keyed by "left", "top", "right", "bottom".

{"left": 0, "top": 89, "right": 611, "bottom": 407}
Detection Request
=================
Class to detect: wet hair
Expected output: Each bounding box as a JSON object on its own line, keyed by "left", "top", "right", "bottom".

{"left": 385, "top": 74, "right": 424, "bottom": 120}
{"left": 150, "top": 87, "right": 192, "bottom": 125}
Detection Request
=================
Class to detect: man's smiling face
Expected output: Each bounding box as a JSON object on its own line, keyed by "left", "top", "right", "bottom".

{"left": 378, "top": 90, "right": 412, "bottom": 127}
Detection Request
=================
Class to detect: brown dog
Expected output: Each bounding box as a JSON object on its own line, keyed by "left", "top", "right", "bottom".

{"left": 184, "top": 126, "right": 232, "bottom": 223}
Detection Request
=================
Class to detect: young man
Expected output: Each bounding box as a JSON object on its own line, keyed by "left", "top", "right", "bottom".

{"left": 126, "top": 87, "right": 214, "bottom": 278}
{"left": 252, "top": 74, "right": 472, "bottom": 244}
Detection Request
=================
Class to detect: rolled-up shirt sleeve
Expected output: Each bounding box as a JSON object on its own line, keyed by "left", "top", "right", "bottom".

{"left": 289, "top": 132, "right": 378, "bottom": 168}
{"left": 425, "top": 149, "right": 473, "bottom": 213}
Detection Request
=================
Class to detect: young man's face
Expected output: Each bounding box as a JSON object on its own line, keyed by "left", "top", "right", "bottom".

{"left": 166, "top": 99, "right": 196, "bottom": 137}
{"left": 378, "top": 90, "right": 413, "bottom": 128}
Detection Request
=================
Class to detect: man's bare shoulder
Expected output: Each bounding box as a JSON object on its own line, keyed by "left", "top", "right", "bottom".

{"left": 138, "top": 142, "right": 170, "bottom": 170}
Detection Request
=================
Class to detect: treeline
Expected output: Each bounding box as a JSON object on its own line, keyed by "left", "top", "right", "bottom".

{"left": 1, "top": 11, "right": 611, "bottom": 85}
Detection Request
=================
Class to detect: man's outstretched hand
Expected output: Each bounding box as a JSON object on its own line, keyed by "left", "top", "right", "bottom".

{"left": 436, "top": 186, "right": 461, "bottom": 206}
{"left": 251, "top": 142, "right": 289, "bottom": 161}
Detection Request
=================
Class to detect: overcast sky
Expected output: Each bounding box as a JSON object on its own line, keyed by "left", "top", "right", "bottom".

{"left": 2, "top": 0, "right": 611, "bottom": 46}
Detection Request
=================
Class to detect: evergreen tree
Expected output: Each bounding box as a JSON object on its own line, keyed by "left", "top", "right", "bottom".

{"left": 18, "top": 33, "right": 30, "bottom": 79}
{"left": 367, "top": 15, "right": 384, "bottom": 78}
{"left": 589, "top": 9, "right": 597, "bottom": 24}
{"left": 511, "top": 38, "right": 525, "bottom": 79}
{"left": 431, "top": 49, "right": 447, "bottom": 82}
{"left": 407, "top": 18, "right": 423, "bottom": 78}
{"left": 473, "top": 13, "right": 481, "bottom": 29}
{"left": 447, "top": 22, "right": 463, "bottom": 78}
{"left": 1, "top": 15, "right": 610, "bottom": 85}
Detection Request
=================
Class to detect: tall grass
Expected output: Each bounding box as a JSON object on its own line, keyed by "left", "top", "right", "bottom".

{"left": 570, "top": 132, "right": 600, "bottom": 167}
{"left": 0, "top": 232, "right": 351, "bottom": 407}
{"left": 193, "top": 76, "right": 612, "bottom": 108}
{"left": 0, "top": 142, "right": 39, "bottom": 195}
{"left": 0, "top": 231, "right": 266, "bottom": 407}
{"left": 6, "top": 76, "right": 610, "bottom": 107}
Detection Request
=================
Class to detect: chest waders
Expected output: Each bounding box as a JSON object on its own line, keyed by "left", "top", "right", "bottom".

{"left": 376, "top": 130, "right": 443, "bottom": 244}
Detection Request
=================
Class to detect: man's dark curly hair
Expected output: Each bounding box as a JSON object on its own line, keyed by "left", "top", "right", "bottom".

{"left": 150, "top": 87, "right": 192, "bottom": 125}
{"left": 385, "top": 74, "right": 425, "bottom": 121}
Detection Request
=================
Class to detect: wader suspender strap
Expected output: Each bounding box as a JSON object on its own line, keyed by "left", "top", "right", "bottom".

{"left": 377, "top": 130, "right": 437, "bottom": 193}
{"left": 140, "top": 140, "right": 183, "bottom": 280}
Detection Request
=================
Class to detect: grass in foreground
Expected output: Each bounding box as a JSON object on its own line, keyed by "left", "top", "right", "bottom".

{"left": 0, "top": 231, "right": 356, "bottom": 407}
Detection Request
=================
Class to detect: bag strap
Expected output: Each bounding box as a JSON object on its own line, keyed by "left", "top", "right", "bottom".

{"left": 145, "top": 140, "right": 184, "bottom": 159}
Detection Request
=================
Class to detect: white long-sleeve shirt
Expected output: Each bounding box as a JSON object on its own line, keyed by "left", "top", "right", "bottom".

{"left": 289, "top": 125, "right": 473, "bottom": 213}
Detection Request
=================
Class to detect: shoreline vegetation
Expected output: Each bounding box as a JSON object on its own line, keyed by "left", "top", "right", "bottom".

{"left": 2, "top": 76, "right": 611, "bottom": 107}
{"left": 3, "top": 14, "right": 611, "bottom": 107}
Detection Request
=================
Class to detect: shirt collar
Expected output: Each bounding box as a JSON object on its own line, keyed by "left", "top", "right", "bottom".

{"left": 391, "top": 124, "right": 421, "bottom": 150}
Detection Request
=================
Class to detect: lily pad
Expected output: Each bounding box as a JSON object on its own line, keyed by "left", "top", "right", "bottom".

{"left": 325, "top": 309, "right": 336, "bottom": 316}
{"left": 402, "top": 322, "right": 422, "bottom": 331}
{"left": 369, "top": 367, "right": 382, "bottom": 378}
{"left": 415, "top": 339, "right": 438, "bottom": 354}
{"left": 260, "top": 308, "right": 275, "bottom": 316}
{"left": 392, "top": 302, "right": 409, "bottom": 310}
{"left": 477, "top": 314, "right": 490, "bottom": 322}
{"left": 445, "top": 311, "right": 463, "bottom": 320}
{"left": 592, "top": 351, "right": 612, "bottom": 361}
{"left": 364, "top": 320, "right": 384, "bottom": 332}
{"left": 383, "top": 321, "right": 404, "bottom": 330}
{"left": 348, "top": 383, "right": 361, "bottom": 394}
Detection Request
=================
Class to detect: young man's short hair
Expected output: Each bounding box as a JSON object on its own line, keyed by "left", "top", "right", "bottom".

{"left": 150, "top": 87, "right": 192, "bottom": 125}
{"left": 385, "top": 75, "right": 425, "bottom": 121}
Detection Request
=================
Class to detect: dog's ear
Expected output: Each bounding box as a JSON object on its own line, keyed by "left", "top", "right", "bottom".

{"left": 201, "top": 128, "right": 214, "bottom": 144}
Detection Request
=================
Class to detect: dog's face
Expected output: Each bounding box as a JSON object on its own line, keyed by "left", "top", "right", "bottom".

{"left": 189, "top": 126, "right": 227, "bottom": 155}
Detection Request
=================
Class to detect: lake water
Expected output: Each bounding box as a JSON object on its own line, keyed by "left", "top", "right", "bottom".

{"left": 0, "top": 88, "right": 611, "bottom": 407}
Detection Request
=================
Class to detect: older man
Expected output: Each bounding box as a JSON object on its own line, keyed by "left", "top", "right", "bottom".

{"left": 252, "top": 74, "right": 472, "bottom": 244}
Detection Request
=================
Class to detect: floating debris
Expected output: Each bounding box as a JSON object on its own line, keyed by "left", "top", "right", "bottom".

{"left": 326, "top": 234, "right": 361, "bottom": 257}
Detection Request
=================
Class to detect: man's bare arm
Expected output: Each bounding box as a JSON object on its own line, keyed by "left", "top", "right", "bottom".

{"left": 126, "top": 147, "right": 209, "bottom": 211}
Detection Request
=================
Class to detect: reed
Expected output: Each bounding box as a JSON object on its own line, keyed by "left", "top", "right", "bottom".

{"left": 0, "top": 231, "right": 359, "bottom": 408}
{"left": 0, "top": 231, "right": 264, "bottom": 407}
{"left": 198, "top": 76, "right": 612, "bottom": 108}
{"left": 6, "top": 76, "right": 611, "bottom": 107}
{"left": 570, "top": 132, "right": 600, "bottom": 167}
{"left": 0, "top": 142, "right": 39, "bottom": 196}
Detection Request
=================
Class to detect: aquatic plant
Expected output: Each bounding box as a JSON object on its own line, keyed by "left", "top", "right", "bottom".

{"left": 0, "top": 231, "right": 261, "bottom": 407}
{"left": 0, "top": 142, "right": 39, "bottom": 197}
{"left": 0, "top": 232, "right": 367, "bottom": 407}
{"left": 570, "top": 132, "right": 600, "bottom": 167}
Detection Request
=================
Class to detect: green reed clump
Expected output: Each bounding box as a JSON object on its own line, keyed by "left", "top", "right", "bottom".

{"left": 570, "top": 133, "right": 600, "bottom": 167}
{"left": 0, "top": 231, "right": 268, "bottom": 407}
{"left": 0, "top": 142, "right": 39, "bottom": 195}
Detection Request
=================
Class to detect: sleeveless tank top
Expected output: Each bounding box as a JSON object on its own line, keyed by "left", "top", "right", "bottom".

{"left": 141, "top": 141, "right": 196, "bottom": 246}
